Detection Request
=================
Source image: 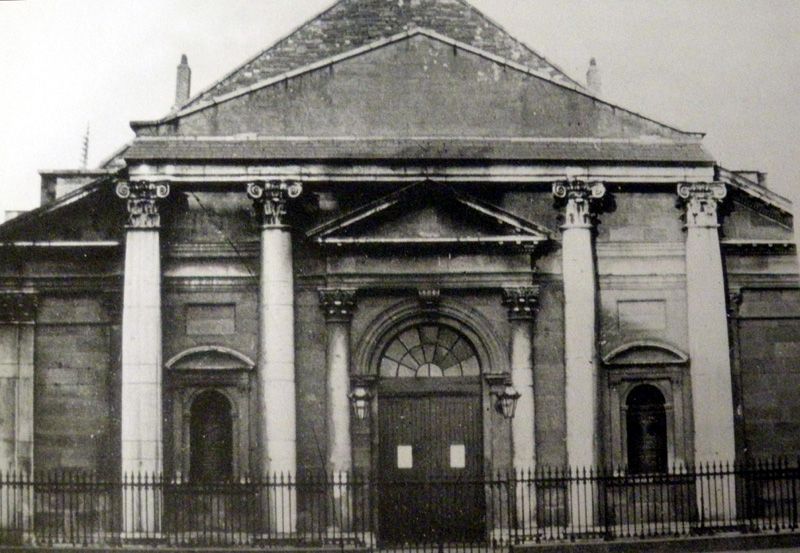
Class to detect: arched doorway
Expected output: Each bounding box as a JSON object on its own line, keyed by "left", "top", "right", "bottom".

{"left": 189, "top": 391, "right": 233, "bottom": 481}
{"left": 376, "top": 322, "right": 485, "bottom": 543}
{"left": 626, "top": 384, "right": 668, "bottom": 473}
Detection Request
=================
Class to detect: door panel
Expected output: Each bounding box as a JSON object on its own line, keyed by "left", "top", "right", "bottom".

{"left": 378, "top": 391, "right": 484, "bottom": 543}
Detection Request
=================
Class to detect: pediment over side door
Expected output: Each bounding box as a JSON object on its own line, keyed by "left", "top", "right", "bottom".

{"left": 307, "top": 181, "right": 553, "bottom": 250}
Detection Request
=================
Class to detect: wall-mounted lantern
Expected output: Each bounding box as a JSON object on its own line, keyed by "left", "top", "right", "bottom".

{"left": 486, "top": 373, "right": 521, "bottom": 420}
{"left": 349, "top": 386, "right": 372, "bottom": 421}
{"left": 494, "top": 385, "right": 521, "bottom": 420}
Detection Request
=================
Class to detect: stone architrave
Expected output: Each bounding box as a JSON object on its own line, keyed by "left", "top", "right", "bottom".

{"left": 116, "top": 180, "right": 170, "bottom": 536}
{"left": 319, "top": 288, "right": 357, "bottom": 531}
{"left": 677, "top": 182, "right": 736, "bottom": 520}
{"left": 247, "top": 180, "right": 302, "bottom": 533}
{"left": 502, "top": 286, "right": 539, "bottom": 532}
{"left": 552, "top": 179, "right": 605, "bottom": 531}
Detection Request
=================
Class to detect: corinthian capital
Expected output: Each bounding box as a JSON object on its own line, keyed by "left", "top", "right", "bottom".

{"left": 318, "top": 288, "right": 357, "bottom": 322}
{"left": 115, "top": 181, "right": 170, "bottom": 229}
{"left": 552, "top": 180, "right": 606, "bottom": 228}
{"left": 247, "top": 180, "right": 303, "bottom": 228}
{"left": 502, "top": 286, "right": 540, "bottom": 321}
{"left": 677, "top": 182, "right": 727, "bottom": 228}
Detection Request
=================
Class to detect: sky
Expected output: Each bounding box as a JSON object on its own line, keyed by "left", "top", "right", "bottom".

{"left": 1, "top": 0, "right": 799, "bottom": 216}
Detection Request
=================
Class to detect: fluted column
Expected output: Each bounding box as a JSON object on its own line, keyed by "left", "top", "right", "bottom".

{"left": 553, "top": 180, "right": 604, "bottom": 532}
{"left": 678, "top": 182, "right": 735, "bottom": 520}
{"left": 319, "top": 288, "right": 356, "bottom": 532}
{"left": 248, "top": 180, "right": 302, "bottom": 533}
{"left": 116, "top": 180, "right": 169, "bottom": 536}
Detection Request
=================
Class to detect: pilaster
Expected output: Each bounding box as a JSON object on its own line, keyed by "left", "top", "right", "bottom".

{"left": 502, "top": 287, "right": 539, "bottom": 529}
{"left": 502, "top": 287, "right": 539, "bottom": 471}
{"left": 319, "top": 288, "right": 356, "bottom": 531}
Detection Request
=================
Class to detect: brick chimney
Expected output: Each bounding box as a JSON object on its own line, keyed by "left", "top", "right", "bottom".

{"left": 586, "top": 57, "right": 601, "bottom": 96}
{"left": 175, "top": 54, "right": 191, "bottom": 108}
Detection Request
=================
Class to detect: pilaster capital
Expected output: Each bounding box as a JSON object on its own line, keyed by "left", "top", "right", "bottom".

{"left": 0, "top": 293, "right": 38, "bottom": 323}
{"left": 318, "top": 288, "right": 357, "bottom": 323}
{"left": 502, "top": 286, "right": 540, "bottom": 321}
{"left": 115, "top": 181, "right": 170, "bottom": 229}
{"left": 552, "top": 180, "right": 606, "bottom": 228}
{"left": 677, "top": 182, "right": 727, "bottom": 228}
{"left": 247, "top": 180, "right": 303, "bottom": 228}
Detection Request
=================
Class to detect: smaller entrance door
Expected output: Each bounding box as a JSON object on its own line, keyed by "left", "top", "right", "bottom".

{"left": 626, "top": 385, "right": 668, "bottom": 473}
{"left": 189, "top": 391, "right": 233, "bottom": 481}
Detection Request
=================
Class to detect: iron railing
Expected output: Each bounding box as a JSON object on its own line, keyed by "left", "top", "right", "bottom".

{"left": 0, "top": 458, "right": 797, "bottom": 548}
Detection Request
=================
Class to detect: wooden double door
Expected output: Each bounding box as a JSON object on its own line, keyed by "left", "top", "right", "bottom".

{"left": 377, "top": 379, "right": 485, "bottom": 544}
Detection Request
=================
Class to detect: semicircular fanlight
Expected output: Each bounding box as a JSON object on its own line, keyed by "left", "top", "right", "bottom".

{"left": 379, "top": 323, "right": 480, "bottom": 378}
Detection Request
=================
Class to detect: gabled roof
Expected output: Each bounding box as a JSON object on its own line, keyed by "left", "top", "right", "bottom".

{"left": 716, "top": 166, "right": 792, "bottom": 214}
{"left": 307, "top": 180, "right": 554, "bottom": 247}
{"left": 185, "top": 0, "right": 582, "bottom": 109}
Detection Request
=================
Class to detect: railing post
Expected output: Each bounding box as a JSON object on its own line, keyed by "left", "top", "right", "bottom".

{"left": 330, "top": 471, "right": 351, "bottom": 535}
{"left": 122, "top": 472, "right": 162, "bottom": 541}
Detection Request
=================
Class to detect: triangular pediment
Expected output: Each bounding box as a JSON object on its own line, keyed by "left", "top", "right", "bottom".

{"left": 184, "top": 0, "right": 582, "bottom": 109}
{"left": 307, "top": 181, "right": 553, "bottom": 248}
{"left": 134, "top": 31, "right": 702, "bottom": 145}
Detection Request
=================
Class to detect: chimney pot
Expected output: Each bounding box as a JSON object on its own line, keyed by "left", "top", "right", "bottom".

{"left": 586, "top": 57, "right": 601, "bottom": 96}
{"left": 175, "top": 54, "right": 192, "bottom": 108}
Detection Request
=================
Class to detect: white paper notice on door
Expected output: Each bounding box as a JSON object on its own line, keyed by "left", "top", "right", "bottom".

{"left": 397, "top": 445, "right": 413, "bottom": 469}
{"left": 450, "top": 444, "right": 466, "bottom": 469}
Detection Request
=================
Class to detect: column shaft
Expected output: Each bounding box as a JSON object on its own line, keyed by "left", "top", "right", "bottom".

{"left": 503, "top": 287, "right": 539, "bottom": 473}
{"left": 503, "top": 287, "right": 539, "bottom": 534}
{"left": 326, "top": 322, "right": 352, "bottom": 474}
{"left": 685, "top": 225, "right": 735, "bottom": 462}
{"left": 320, "top": 288, "right": 356, "bottom": 533}
{"left": 260, "top": 228, "right": 297, "bottom": 476}
{"left": 562, "top": 224, "right": 597, "bottom": 470}
{"left": 121, "top": 229, "right": 163, "bottom": 476}
{"left": 511, "top": 321, "right": 534, "bottom": 470}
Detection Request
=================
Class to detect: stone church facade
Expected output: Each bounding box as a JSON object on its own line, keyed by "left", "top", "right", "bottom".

{"left": 0, "top": 0, "right": 798, "bottom": 532}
